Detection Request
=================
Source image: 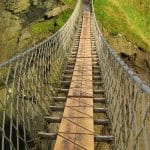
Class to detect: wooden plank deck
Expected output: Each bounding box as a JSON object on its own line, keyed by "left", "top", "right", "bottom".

{"left": 54, "top": 11, "right": 94, "bottom": 150}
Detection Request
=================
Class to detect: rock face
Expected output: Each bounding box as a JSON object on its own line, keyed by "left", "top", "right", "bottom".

{"left": 0, "top": 9, "right": 22, "bottom": 62}
{"left": 6, "top": 0, "right": 30, "bottom": 13}
{"left": 18, "top": 28, "right": 32, "bottom": 50}
{"left": 0, "top": 0, "right": 62, "bottom": 63}
{"left": 45, "top": 5, "right": 69, "bottom": 19}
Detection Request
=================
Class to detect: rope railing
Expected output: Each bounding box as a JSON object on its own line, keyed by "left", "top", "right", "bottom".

{"left": 0, "top": 0, "right": 82, "bottom": 149}
{"left": 91, "top": 0, "right": 150, "bottom": 149}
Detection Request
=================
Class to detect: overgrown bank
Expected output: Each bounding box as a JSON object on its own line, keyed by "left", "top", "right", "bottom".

{"left": 94, "top": 0, "right": 150, "bottom": 52}
{"left": 94, "top": 0, "right": 150, "bottom": 85}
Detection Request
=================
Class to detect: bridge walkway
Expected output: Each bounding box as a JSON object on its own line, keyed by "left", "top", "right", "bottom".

{"left": 39, "top": 4, "right": 113, "bottom": 150}
{"left": 54, "top": 10, "right": 94, "bottom": 150}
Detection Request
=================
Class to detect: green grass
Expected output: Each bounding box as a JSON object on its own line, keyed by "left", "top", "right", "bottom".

{"left": 55, "top": 9, "right": 73, "bottom": 29}
{"left": 63, "top": 0, "right": 76, "bottom": 6}
{"left": 94, "top": 0, "right": 150, "bottom": 52}
{"left": 31, "top": 20, "right": 54, "bottom": 34}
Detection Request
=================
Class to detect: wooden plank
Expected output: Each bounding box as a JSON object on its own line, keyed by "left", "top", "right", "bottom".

{"left": 66, "top": 97, "right": 93, "bottom": 107}
{"left": 54, "top": 11, "right": 94, "bottom": 150}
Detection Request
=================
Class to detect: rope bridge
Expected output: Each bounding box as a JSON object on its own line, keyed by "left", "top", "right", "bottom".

{"left": 0, "top": 0, "right": 150, "bottom": 149}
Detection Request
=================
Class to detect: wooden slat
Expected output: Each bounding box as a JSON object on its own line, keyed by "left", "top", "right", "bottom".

{"left": 54, "top": 11, "right": 94, "bottom": 150}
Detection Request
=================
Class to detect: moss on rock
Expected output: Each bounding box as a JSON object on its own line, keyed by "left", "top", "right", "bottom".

{"left": 6, "top": 0, "right": 30, "bottom": 13}
{"left": 0, "top": 11, "right": 22, "bottom": 62}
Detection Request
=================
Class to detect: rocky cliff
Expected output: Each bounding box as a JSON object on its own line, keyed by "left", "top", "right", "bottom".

{"left": 0, "top": 0, "right": 67, "bottom": 63}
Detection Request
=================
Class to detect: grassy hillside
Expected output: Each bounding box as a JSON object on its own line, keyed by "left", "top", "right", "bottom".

{"left": 94, "top": 0, "right": 150, "bottom": 52}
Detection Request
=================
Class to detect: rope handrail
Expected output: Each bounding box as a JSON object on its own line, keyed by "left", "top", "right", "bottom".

{"left": 0, "top": 0, "right": 82, "bottom": 149}
{"left": 91, "top": 0, "right": 150, "bottom": 149}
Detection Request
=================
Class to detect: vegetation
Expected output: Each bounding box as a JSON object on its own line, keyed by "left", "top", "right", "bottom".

{"left": 63, "top": 0, "right": 76, "bottom": 6}
{"left": 31, "top": 9, "right": 73, "bottom": 35}
{"left": 0, "top": 0, "right": 76, "bottom": 63}
{"left": 94, "top": 0, "right": 150, "bottom": 52}
{"left": 31, "top": 0, "right": 76, "bottom": 35}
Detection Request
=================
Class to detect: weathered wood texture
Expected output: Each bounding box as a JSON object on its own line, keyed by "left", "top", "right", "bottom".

{"left": 54, "top": 11, "right": 94, "bottom": 150}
